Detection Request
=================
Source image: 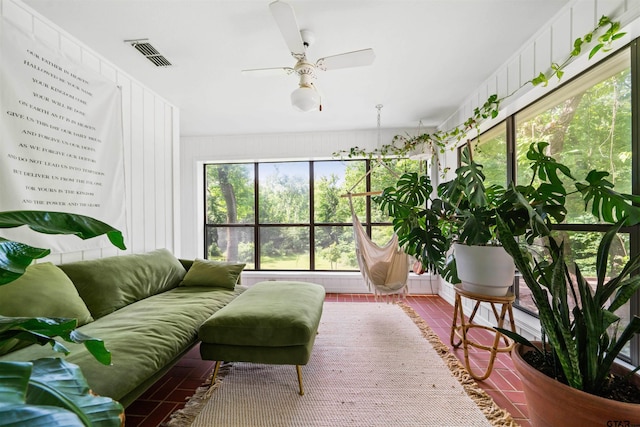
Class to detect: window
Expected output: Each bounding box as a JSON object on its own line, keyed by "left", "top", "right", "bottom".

{"left": 259, "top": 162, "right": 310, "bottom": 269}
{"left": 204, "top": 159, "right": 423, "bottom": 271}
{"left": 514, "top": 49, "right": 635, "bottom": 359}
{"left": 515, "top": 50, "right": 632, "bottom": 225}
{"left": 469, "top": 122, "right": 508, "bottom": 187}
{"left": 314, "top": 161, "right": 358, "bottom": 270}
{"left": 471, "top": 46, "right": 638, "bottom": 362}
{"left": 205, "top": 164, "right": 255, "bottom": 268}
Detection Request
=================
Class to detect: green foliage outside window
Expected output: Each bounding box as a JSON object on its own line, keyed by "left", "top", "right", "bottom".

{"left": 470, "top": 125, "right": 507, "bottom": 187}
{"left": 204, "top": 159, "right": 423, "bottom": 270}
{"left": 512, "top": 50, "right": 635, "bottom": 358}
{"left": 513, "top": 53, "right": 632, "bottom": 276}
{"left": 515, "top": 54, "right": 631, "bottom": 223}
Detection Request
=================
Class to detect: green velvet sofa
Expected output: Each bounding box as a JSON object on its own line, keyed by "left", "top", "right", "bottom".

{"left": 0, "top": 249, "right": 245, "bottom": 407}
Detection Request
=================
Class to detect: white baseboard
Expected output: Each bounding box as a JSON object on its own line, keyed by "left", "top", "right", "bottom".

{"left": 240, "top": 271, "right": 439, "bottom": 295}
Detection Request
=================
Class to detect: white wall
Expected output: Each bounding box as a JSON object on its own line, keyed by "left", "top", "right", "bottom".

{"left": 436, "top": 0, "right": 640, "bottom": 333}
{"left": 2, "top": 0, "right": 181, "bottom": 263}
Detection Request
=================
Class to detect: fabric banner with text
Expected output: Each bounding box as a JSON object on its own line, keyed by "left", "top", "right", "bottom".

{"left": 0, "top": 17, "right": 127, "bottom": 253}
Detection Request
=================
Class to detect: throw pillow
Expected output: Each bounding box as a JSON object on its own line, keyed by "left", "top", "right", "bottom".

{"left": 59, "top": 248, "right": 187, "bottom": 319}
{"left": 180, "top": 259, "right": 245, "bottom": 289}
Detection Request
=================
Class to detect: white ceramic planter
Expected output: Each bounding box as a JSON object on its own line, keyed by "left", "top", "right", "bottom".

{"left": 454, "top": 243, "right": 515, "bottom": 296}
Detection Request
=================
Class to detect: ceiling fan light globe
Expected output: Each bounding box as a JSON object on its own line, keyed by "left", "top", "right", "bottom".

{"left": 291, "top": 86, "right": 320, "bottom": 112}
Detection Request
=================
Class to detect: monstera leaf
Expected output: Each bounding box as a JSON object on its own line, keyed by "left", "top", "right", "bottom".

{"left": 0, "top": 317, "right": 111, "bottom": 365}
{"left": 500, "top": 183, "right": 553, "bottom": 243}
{"left": 0, "top": 239, "right": 49, "bottom": 286}
{"left": 525, "top": 141, "right": 573, "bottom": 186}
{"left": 575, "top": 171, "right": 640, "bottom": 226}
{"left": 0, "top": 211, "right": 126, "bottom": 285}
{"left": 439, "top": 145, "right": 487, "bottom": 209}
{"left": 0, "top": 359, "right": 123, "bottom": 427}
{"left": 457, "top": 208, "right": 495, "bottom": 246}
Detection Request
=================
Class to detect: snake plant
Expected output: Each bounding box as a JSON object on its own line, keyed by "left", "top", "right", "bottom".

{"left": 496, "top": 217, "right": 640, "bottom": 394}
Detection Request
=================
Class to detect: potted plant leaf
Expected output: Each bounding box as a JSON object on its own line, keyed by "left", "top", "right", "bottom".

{"left": 376, "top": 142, "right": 564, "bottom": 294}
{"left": 376, "top": 139, "right": 640, "bottom": 297}
{"left": 495, "top": 216, "right": 640, "bottom": 425}
{"left": 0, "top": 210, "right": 126, "bottom": 427}
{"left": 375, "top": 144, "right": 514, "bottom": 295}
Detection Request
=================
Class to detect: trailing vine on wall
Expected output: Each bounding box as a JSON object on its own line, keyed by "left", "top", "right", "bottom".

{"left": 334, "top": 16, "right": 625, "bottom": 164}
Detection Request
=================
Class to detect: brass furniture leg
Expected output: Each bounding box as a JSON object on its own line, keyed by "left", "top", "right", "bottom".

{"left": 296, "top": 365, "right": 304, "bottom": 395}
{"left": 212, "top": 360, "right": 221, "bottom": 383}
{"left": 212, "top": 361, "right": 304, "bottom": 395}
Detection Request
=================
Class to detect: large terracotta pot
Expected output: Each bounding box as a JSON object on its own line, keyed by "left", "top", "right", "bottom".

{"left": 512, "top": 343, "right": 640, "bottom": 427}
{"left": 454, "top": 243, "right": 514, "bottom": 296}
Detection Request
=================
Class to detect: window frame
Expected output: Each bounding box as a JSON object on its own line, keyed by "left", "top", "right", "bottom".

{"left": 203, "top": 159, "right": 420, "bottom": 272}
{"left": 467, "top": 39, "right": 640, "bottom": 364}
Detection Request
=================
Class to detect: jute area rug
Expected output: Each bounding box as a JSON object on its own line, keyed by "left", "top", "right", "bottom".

{"left": 166, "top": 302, "right": 518, "bottom": 427}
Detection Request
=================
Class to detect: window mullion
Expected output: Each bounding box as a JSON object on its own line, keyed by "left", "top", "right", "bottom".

{"left": 254, "top": 162, "right": 260, "bottom": 270}
{"left": 309, "top": 161, "right": 315, "bottom": 271}
{"left": 629, "top": 38, "right": 640, "bottom": 365}
{"left": 506, "top": 115, "right": 516, "bottom": 185}
{"left": 365, "top": 159, "right": 372, "bottom": 237}
{"left": 203, "top": 164, "right": 208, "bottom": 257}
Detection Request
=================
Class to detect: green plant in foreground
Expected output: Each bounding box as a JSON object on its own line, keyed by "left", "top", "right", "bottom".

{"left": 0, "top": 210, "right": 126, "bottom": 426}
{"left": 0, "top": 211, "right": 125, "bottom": 285}
{"left": 496, "top": 217, "right": 640, "bottom": 394}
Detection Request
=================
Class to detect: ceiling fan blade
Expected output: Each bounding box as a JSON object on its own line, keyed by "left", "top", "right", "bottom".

{"left": 269, "top": 0, "right": 305, "bottom": 56}
{"left": 316, "top": 48, "right": 376, "bottom": 71}
{"left": 242, "top": 67, "right": 295, "bottom": 76}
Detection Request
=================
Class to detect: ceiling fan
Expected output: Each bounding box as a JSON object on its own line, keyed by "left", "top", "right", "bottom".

{"left": 242, "top": 0, "right": 376, "bottom": 112}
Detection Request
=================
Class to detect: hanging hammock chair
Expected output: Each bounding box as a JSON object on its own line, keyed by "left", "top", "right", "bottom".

{"left": 340, "top": 105, "right": 411, "bottom": 299}
{"left": 347, "top": 194, "right": 410, "bottom": 299}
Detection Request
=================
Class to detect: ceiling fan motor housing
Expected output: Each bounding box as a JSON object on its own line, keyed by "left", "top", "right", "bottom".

{"left": 294, "top": 60, "right": 316, "bottom": 87}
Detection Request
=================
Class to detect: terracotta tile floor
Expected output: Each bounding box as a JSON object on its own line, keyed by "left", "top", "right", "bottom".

{"left": 124, "top": 294, "right": 530, "bottom": 426}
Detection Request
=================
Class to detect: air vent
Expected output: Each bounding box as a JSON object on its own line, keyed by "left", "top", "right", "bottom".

{"left": 125, "top": 39, "right": 172, "bottom": 67}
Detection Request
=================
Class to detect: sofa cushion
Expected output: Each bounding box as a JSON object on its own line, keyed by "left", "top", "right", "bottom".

{"left": 59, "top": 249, "right": 186, "bottom": 319}
{"left": 0, "top": 262, "right": 93, "bottom": 355}
{"left": 180, "top": 259, "right": 245, "bottom": 289}
{"left": 0, "top": 285, "right": 242, "bottom": 402}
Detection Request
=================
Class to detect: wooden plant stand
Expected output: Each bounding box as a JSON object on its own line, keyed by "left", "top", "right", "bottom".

{"left": 450, "top": 284, "right": 516, "bottom": 381}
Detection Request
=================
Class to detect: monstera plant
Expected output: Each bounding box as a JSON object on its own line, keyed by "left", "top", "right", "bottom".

{"left": 376, "top": 142, "right": 640, "bottom": 292}
{"left": 0, "top": 210, "right": 126, "bottom": 427}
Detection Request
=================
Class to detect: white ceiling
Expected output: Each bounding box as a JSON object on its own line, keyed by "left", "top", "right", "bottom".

{"left": 23, "top": 0, "right": 571, "bottom": 137}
